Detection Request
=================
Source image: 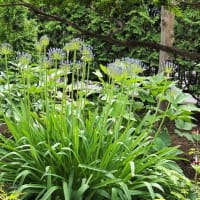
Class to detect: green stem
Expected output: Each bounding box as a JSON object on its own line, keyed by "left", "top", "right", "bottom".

{"left": 148, "top": 75, "right": 169, "bottom": 135}
{"left": 154, "top": 101, "right": 170, "bottom": 138}
{"left": 27, "top": 64, "right": 31, "bottom": 110}
{"left": 81, "top": 61, "right": 86, "bottom": 96}
{"left": 45, "top": 66, "right": 49, "bottom": 114}
{"left": 127, "top": 78, "right": 136, "bottom": 125}
{"left": 85, "top": 62, "right": 91, "bottom": 97}
{"left": 71, "top": 50, "right": 77, "bottom": 100}
{"left": 5, "top": 55, "right": 11, "bottom": 98}
{"left": 22, "top": 66, "right": 27, "bottom": 105}
{"left": 53, "top": 60, "right": 58, "bottom": 110}
{"left": 62, "top": 64, "right": 69, "bottom": 113}
{"left": 71, "top": 50, "right": 77, "bottom": 152}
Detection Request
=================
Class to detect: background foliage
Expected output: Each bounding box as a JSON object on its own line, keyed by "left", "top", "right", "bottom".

{"left": 0, "top": 1, "right": 199, "bottom": 66}
{"left": 0, "top": 3, "right": 38, "bottom": 52}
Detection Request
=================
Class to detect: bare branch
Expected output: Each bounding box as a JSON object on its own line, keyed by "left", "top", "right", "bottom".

{"left": 1, "top": 1, "right": 200, "bottom": 61}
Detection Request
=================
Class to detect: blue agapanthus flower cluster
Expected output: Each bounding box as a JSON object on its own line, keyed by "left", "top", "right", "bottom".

{"left": 63, "top": 38, "right": 83, "bottom": 52}
{"left": 47, "top": 48, "right": 65, "bottom": 61}
{"left": 34, "top": 37, "right": 94, "bottom": 70}
{"left": 107, "top": 57, "right": 144, "bottom": 77}
{"left": 16, "top": 52, "right": 32, "bottom": 65}
{"left": 63, "top": 38, "right": 94, "bottom": 63}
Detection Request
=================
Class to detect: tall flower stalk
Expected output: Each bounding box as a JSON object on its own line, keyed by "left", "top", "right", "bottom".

{"left": 40, "top": 35, "right": 49, "bottom": 57}
{"left": 64, "top": 38, "right": 83, "bottom": 155}
{"left": 0, "top": 43, "right": 13, "bottom": 98}
{"left": 59, "top": 60, "right": 70, "bottom": 112}
{"left": 47, "top": 47, "right": 65, "bottom": 109}
{"left": 81, "top": 44, "right": 94, "bottom": 97}
{"left": 40, "top": 57, "right": 52, "bottom": 113}
{"left": 16, "top": 52, "right": 32, "bottom": 109}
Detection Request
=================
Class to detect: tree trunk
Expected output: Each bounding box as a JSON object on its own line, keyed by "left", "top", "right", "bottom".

{"left": 158, "top": 5, "right": 175, "bottom": 73}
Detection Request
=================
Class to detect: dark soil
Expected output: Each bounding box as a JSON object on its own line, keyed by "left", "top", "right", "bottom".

{"left": 168, "top": 112, "right": 200, "bottom": 179}
{"left": 170, "top": 133, "right": 196, "bottom": 179}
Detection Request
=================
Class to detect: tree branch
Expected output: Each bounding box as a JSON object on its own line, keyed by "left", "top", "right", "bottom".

{"left": 1, "top": 1, "right": 200, "bottom": 61}
{"left": 177, "top": 1, "right": 200, "bottom": 8}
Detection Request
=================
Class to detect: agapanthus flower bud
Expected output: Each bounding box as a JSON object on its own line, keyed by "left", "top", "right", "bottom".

{"left": 74, "top": 60, "right": 83, "bottom": 70}
{"left": 81, "top": 45, "right": 94, "bottom": 62}
{"left": 40, "top": 35, "right": 50, "bottom": 48}
{"left": 35, "top": 41, "right": 43, "bottom": 53}
{"left": 0, "top": 43, "right": 13, "bottom": 56}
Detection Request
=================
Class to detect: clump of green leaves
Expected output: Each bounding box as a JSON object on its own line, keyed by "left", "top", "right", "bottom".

{"left": 0, "top": 94, "right": 191, "bottom": 199}
{"left": 0, "top": 39, "right": 199, "bottom": 199}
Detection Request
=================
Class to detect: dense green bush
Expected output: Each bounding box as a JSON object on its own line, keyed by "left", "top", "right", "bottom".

{"left": 0, "top": 2, "right": 38, "bottom": 53}
{"left": 21, "top": 1, "right": 199, "bottom": 66}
